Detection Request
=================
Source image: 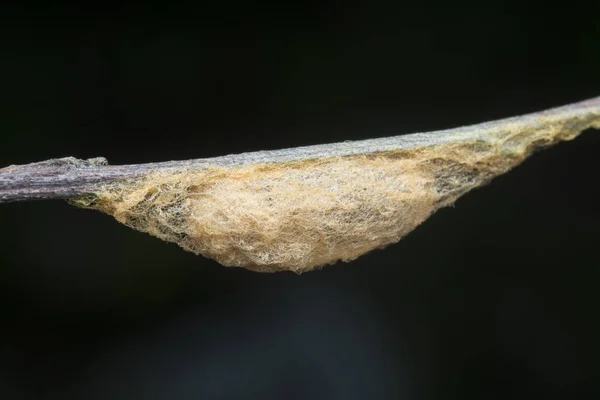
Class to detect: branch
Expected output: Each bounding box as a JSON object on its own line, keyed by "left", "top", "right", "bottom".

{"left": 2, "top": 96, "right": 599, "bottom": 204}
{"left": 1, "top": 96, "right": 599, "bottom": 272}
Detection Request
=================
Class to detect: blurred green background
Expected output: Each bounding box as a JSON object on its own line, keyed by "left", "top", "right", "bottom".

{"left": 1, "top": 3, "right": 600, "bottom": 399}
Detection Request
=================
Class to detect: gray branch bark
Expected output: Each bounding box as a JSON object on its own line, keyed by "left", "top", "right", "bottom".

{"left": 2, "top": 96, "right": 599, "bottom": 203}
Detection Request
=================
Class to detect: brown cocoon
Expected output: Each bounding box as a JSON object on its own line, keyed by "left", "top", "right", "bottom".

{"left": 74, "top": 110, "right": 594, "bottom": 273}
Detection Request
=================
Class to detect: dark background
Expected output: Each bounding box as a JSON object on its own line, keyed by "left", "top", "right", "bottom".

{"left": 1, "top": 3, "right": 599, "bottom": 399}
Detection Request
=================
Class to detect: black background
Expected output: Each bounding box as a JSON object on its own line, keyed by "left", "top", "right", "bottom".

{"left": 1, "top": 3, "right": 600, "bottom": 399}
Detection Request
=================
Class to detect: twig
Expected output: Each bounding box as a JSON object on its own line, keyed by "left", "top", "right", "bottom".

{"left": 1, "top": 96, "right": 599, "bottom": 204}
